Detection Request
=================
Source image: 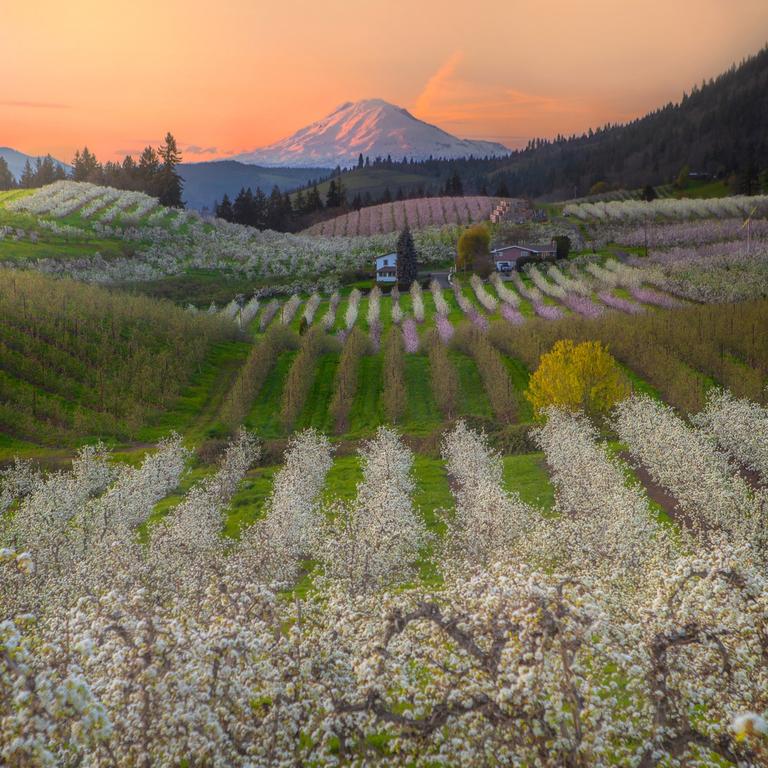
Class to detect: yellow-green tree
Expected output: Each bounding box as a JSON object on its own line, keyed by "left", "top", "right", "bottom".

{"left": 526, "top": 339, "right": 629, "bottom": 419}
{"left": 457, "top": 224, "right": 492, "bottom": 276}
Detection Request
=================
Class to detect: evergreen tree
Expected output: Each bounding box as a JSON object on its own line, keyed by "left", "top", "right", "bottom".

{"left": 294, "top": 188, "right": 307, "bottom": 213}
{"left": 0, "top": 157, "right": 15, "bottom": 190}
{"left": 233, "top": 187, "right": 254, "bottom": 225}
{"left": 494, "top": 180, "right": 510, "bottom": 197}
{"left": 216, "top": 193, "right": 234, "bottom": 221}
{"left": 326, "top": 179, "right": 341, "bottom": 208}
{"left": 20, "top": 159, "right": 34, "bottom": 188}
{"left": 357, "top": 153, "right": 364, "bottom": 169}
{"left": 71, "top": 147, "right": 101, "bottom": 182}
{"left": 396, "top": 226, "right": 418, "bottom": 287}
{"left": 641, "top": 184, "right": 658, "bottom": 202}
{"left": 138, "top": 146, "right": 160, "bottom": 195}
{"left": 156, "top": 132, "right": 184, "bottom": 208}
{"left": 307, "top": 185, "right": 323, "bottom": 212}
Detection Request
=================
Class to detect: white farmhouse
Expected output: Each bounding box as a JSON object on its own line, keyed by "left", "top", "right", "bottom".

{"left": 374, "top": 252, "right": 398, "bottom": 283}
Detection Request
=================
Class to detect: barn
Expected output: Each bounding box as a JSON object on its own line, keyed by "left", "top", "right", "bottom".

{"left": 374, "top": 252, "right": 398, "bottom": 283}
{"left": 491, "top": 242, "right": 557, "bottom": 271}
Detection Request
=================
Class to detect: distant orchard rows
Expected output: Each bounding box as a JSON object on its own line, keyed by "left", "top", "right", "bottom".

{"left": 563, "top": 193, "right": 768, "bottom": 222}
{"left": 5, "top": 181, "right": 457, "bottom": 282}
{"left": 205, "top": 261, "right": 682, "bottom": 339}
{"left": 304, "top": 195, "right": 523, "bottom": 237}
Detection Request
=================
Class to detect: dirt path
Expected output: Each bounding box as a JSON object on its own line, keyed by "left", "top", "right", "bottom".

{"left": 619, "top": 450, "right": 683, "bottom": 526}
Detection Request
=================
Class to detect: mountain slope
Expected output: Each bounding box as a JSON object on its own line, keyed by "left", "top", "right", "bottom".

{"left": 179, "top": 161, "right": 331, "bottom": 209}
{"left": 234, "top": 99, "right": 509, "bottom": 168}
{"left": 0, "top": 147, "right": 69, "bottom": 180}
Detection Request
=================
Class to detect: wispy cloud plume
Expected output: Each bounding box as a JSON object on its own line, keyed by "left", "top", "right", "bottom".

{"left": 413, "top": 51, "right": 464, "bottom": 116}
{"left": 412, "top": 53, "right": 592, "bottom": 147}
{"left": 185, "top": 144, "right": 218, "bottom": 155}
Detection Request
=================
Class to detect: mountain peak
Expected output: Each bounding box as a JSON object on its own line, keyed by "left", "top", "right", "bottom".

{"left": 233, "top": 100, "right": 509, "bottom": 168}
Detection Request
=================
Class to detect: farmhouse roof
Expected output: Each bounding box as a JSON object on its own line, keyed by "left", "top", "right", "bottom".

{"left": 491, "top": 243, "right": 555, "bottom": 254}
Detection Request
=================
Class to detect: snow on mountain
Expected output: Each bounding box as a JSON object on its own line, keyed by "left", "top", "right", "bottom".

{"left": 0, "top": 147, "right": 69, "bottom": 180}
{"left": 233, "top": 99, "right": 509, "bottom": 168}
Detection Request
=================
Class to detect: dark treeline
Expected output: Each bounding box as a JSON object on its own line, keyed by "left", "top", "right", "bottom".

{"left": 211, "top": 169, "right": 468, "bottom": 232}
{"left": 1, "top": 132, "right": 185, "bottom": 208}
{"left": 0, "top": 155, "right": 66, "bottom": 191}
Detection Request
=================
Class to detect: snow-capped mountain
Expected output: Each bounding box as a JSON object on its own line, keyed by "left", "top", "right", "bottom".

{"left": 233, "top": 99, "right": 509, "bottom": 168}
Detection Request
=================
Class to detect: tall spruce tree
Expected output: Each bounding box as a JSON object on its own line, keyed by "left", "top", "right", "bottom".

{"left": 396, "top": 226, "right": 418, "bottom": 287}
{"left": 20, "top": 160, "right": 34, "bottom": 188}
{"left": 138, "top": 146, "right": 160, "bottom": 195}
{"left": 216, "top": 193, "right": 234, "bottom": 221}
{"left": 156, "top": 132, "right": 184, "bottom": 208}
{"left": 0, "top": 157, "right": 15, "bottom": 190}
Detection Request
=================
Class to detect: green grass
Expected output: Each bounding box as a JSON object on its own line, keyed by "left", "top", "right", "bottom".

{"left": 322, "top": 454, "right": 363, "bottom": 503}
{"left": 500, "top": 356, "right": 533, "bottom": 422}
{"left": 501, "top": 453, "right": 555, "bottom": 513}
{"left": 412, "top": 456, "right": 453, "bottom": 533}
{"left": 245, "top": 350, "right": 296, "bottom": 438}
{"left": 224, "top": 465, "right": 280, "bottom": 538}
{"left": 138, "top": 340, "right": 251, "bottom": 444}
{"left": 450, "top": 352, "right": 493, "bottom": 418}
{"left": 347, "top": 354, "right": 384, "bottom": 438}
{"left": 295, "top": 352, "right": 340, "bottom": 433}
{"left": 403, "top": 355, "right": 442, "bottom": 435}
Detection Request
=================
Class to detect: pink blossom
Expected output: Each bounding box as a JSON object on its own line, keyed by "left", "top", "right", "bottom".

{"left": 630, "top": 287, "right": 682, "bottom": 308}
{"left": 500, "top": 303, "right": 524, "bottom": 324}
{"left": 402, "top": 317, "right": 420, "bottom": 353}
{"left": 532, "top": 301, "right": 564, "bottom": 320}
{"left": 436, "top": 314, "right": 454, "bottom": 343}
{"left": 598, "top": 291, "right": 644, "bottom": 314}
{"left": 560, "top": 293, "right": 604, "bottom": 318}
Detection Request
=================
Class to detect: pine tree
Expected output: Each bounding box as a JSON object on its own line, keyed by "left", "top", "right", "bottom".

{"left": 20, "top": 159, "right": 34, "bottom": 188}
{"left": 396, "top": 226, "right": 418, "bottom": 287}
{"left": 494, "top": 180, "right": 510, "bottom": 197}
{"left": 138, "top": 146, "right": 160, "bottom": 196}
{"left": 72, "top": 147, "right": 101, "bottom": 182}
{"left": 216, "top": 193, "right": 234, "bottom": 221}
{"left": 0, "top": 157, "right": 15, "bottom": 190}
{"left": 156, "top": 132, "right": 184, "bottom": 208}
{"left": 326, "top": 179, "right": 340, "bottom": 208}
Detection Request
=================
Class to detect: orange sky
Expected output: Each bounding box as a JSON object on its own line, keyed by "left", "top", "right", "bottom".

{"left": 2, "top": 0, "right": 767, "bottom": 164}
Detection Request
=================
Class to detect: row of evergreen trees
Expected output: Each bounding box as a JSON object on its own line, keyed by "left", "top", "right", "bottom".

{"left": 0, "top": 133, "right": 184, "bottom": 208}
{"left": 0, "top": 155, "right": 66, "bottom": 191}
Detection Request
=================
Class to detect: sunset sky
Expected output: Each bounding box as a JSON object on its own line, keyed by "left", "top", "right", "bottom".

{"left": 2, "top": 0, "right": 767, "bottom": 164}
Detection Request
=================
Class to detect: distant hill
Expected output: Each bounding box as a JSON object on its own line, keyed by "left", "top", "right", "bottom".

{"left": 0, "top": 147, "right": 69, "bottom": 180}
{"left": 233, "top": 99, "right": 509, "bottom": 168}
{"left": 291, "top": 46, "right": 768, "bottom": 202}
{"left": 178, "top": 161, "right": 331, "bottom": 210}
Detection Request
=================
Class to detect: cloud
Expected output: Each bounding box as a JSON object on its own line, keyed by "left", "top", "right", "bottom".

{"left": 184, "top": 144, "right": 218, "bottom": 155}
{"left": 413, "top": 51, "right": 464, "bottom": 116}
{"left": 0, "top": 100, "right": 71, "bottom": 109}
{"left": 411, "top": 55, "right": 593, "bottom": 147}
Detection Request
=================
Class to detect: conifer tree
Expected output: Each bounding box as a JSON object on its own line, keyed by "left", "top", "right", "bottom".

{"left": 138, "top": 146, "right": 160, "bottom": 195}
{"left": 156, "top": 132, "right": 184, "bottom": 208}
{"left": 20, "top": 159, "right": 34, "bottom": 188}
{"left": 0, "top": 157, "right": 15, "bottom": 190}
{"left": 216, "top": 193, "right": 234, "bottom": 221}
{"left": 396, "top": 226, "right": 418, "bottom": 287}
